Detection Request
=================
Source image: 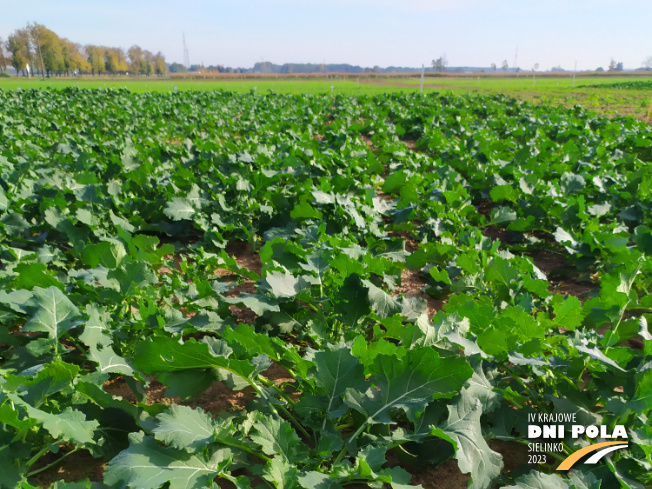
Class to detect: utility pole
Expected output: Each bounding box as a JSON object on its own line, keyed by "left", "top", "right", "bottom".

{"left": 182, "top": 32, "right": 190, "bottom": 71}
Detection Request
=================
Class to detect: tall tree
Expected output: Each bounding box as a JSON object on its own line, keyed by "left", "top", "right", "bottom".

{"left": 5, "top": 23, "right": 167, "bottom": 77}
{"left": 29, "top": 23, "right": 64, "bottom": 77}
{"left": 0, "top": 37, "right": 8, "bottom": 71}
{"left": 86, "top": 45, "right": 105, "bottom": 75}
{"left": 61, "top": 40, "right": 89, "bottom": 75}
{"left": 104, "top": 47, "right": 128, "bottom": 74}
{"left": 142, "top": 50, "right": 154, "bottom": 76}
{"left": 153, "top": 51, "right": 167, "bottom": 76}
{"left": 128, "top": 45, "right": 144, "bottom": 74}
{"left": 7, "top": 29, "right": 32, "bottom": 75}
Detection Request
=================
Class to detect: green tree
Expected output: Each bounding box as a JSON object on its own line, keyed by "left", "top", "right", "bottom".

{"left": 0, "top": 37, "right": 8, "bottom": 71}
{"left": 128, "top": 45, "right": 144, "bottom": 74}
{"left": 62, "top": 40, "right": 89, "bottom": 75}
{"left": 153, "top": 51, "right": 167, "bottom": 76}
{"left": 7, "top": 29, "right": 31, "bottom": 75}
{"left": 168, "top": 62, "right": 186, "bottom": 73}
{"left": 104, "top": 47, "right": 128, "bottom": 74}
{"left": 141, "top": 50, "right": 154, "bottom": 76}
{"left": 29, "top": 23, "right": 64, "bottom": 77}
{"left": 86, "top": 45, "right": 105, "bottom": 75}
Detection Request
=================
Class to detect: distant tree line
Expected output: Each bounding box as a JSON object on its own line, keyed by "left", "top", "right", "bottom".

{"left": 0, "top": 23, "right": 167, "bottom": 77}
{"left": 167, "top": 61, "right": 427, "bottom": 75}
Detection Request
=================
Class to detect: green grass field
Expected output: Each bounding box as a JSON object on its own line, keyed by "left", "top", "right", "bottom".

{"left": 0, "top": 76, "right": 406, "bottom": 95}
{"left": 1, "top": 74, "right": 651, "bottom": 119}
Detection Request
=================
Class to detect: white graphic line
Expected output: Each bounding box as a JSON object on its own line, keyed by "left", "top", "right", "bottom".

{"left": 585, "top": 444, "right": 628, "bottom": 464}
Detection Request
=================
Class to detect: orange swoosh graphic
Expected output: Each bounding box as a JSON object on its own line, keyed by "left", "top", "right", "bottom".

{"left": 557, "top": 441, "right": 628, "bottom": 471}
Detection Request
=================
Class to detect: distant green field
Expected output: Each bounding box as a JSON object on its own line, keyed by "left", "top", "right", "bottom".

{"left": 2, "top": 74, "right": 650, "bottom": 95}
{"left": 394, "top": 74, "right": 652, "bottom": 94}
{"left": 0, "top": 76, "right": 409, "bottom": 95}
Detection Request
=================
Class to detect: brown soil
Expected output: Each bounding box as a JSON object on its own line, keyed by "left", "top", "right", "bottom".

{"left": 403, "top": 139, "right": 418, "bottom": 150}
{"left": 489, "top": 440, "right": 529, "bottom": 475}
{"left": 395, "top": 268, "right": 443, "bottom": 320}
{"left": 393, "top": 439, "right": 529, "bottom": 488}
{"left": 483, "top": 225, "right": 510, "bottom": 242}
{"left": 386, "top": 231, "right": 419, "bottom": 252}
{"left": 225, "top": 241, "right": 263, "bottom": 276}
{"left": 376, "top": 189, "right": 394, "bottom": 202}
{"left": 359, "top": 134, "right": 376, "bottom": 149}
{"left": 185, "top": 382, "right": 257, "bottom": 414}
{"left": 103, "top": 375, "right": 257, "bottom": 414}
{"left": 228, "top": 304, "right": 258, "bottom": 324}
{"left": 475, "top": 200, "right": 494, "bottom": 218}
{"left": 526, "top": 249, "right": 595, "bottom": 300}
{"left": 103, "top": 361, "right": 295, "bottom": 414}
{"left": 410, "top": 458, "right": 471, "bottom": 488}
{"left": 30, "top": 447, "right": 106, "bottom": 488}
{"left": 30, "top": 437, "right": 528, "bottom": 489}
{"left": 161, "top": 252, "right": 192, "bottom": 273}
{"left": 216, "top": 241, "right": 263, "bottom": 324}
{"left": 103, "top": 375, "right": 138, "bottom": 403}
{"left": 401, "top": 139, "right": 429, "bottom": 154}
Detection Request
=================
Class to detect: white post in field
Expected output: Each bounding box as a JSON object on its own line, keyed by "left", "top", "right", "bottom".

{"left": 420, "top": 64, "right": 425, "bottom": 94}
{"left": 572, "top": 60, "right": 577, "bottom": 88}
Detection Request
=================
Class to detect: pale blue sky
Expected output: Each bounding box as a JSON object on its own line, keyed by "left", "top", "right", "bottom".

{"left": 2, "top": 0, "right": 650, "bottom": 71}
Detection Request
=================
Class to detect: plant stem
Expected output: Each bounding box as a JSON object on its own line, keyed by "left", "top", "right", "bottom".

{"left": 276, "top": 403, "right": 313, "bottom": 442}
{"left": 604, "top": 301, "right": 630, "bottom": 354}
{"left": 258, "top": 375, "right": 296, "bottom": 408}
{"left": 250, "top": 374, "right": 312, "bottom": 445}
{"left": 220, "top": 438, "right": 271, "bottom": 462}
{"left": 27, "top": 447, "right": 80, "bottom": 477}
{"left": 25, "top": 446, "right": 52, "bottom": 469}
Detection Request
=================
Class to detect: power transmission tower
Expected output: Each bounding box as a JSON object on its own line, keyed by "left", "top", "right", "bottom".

{"left": 183, "top": 33, "right": 190, "bottom": 70}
